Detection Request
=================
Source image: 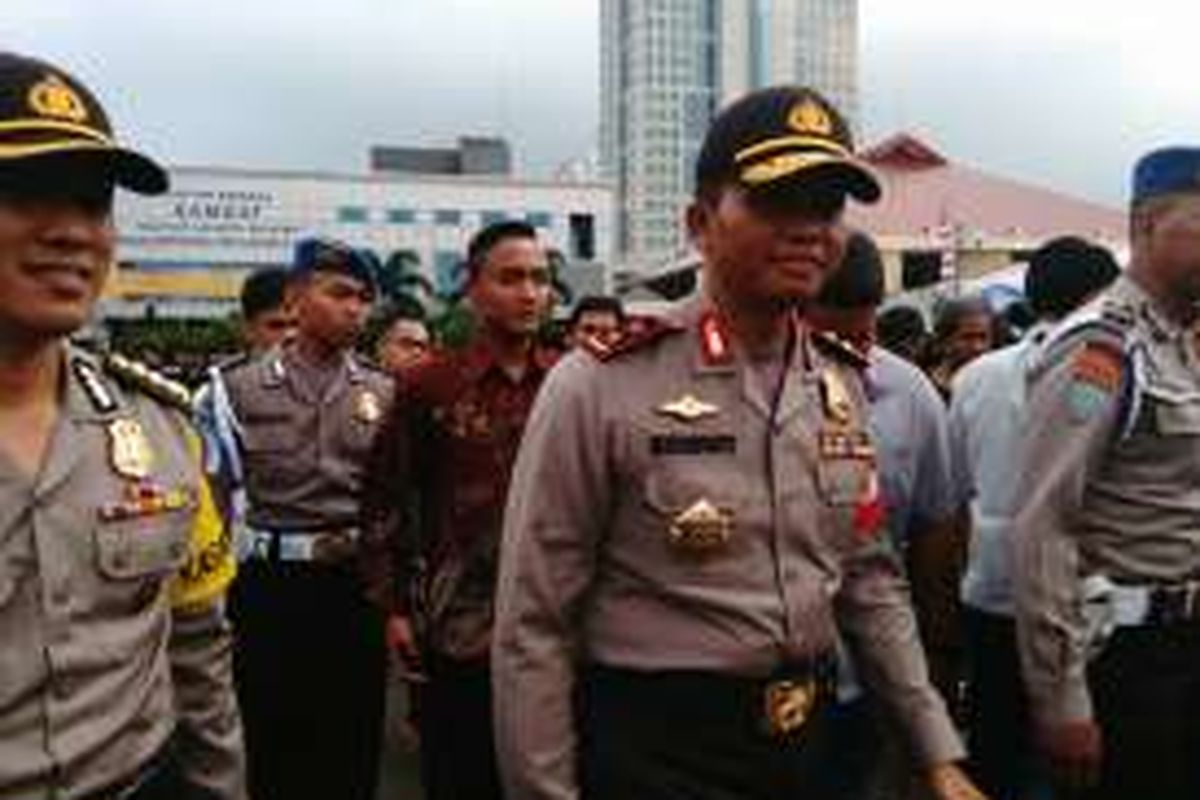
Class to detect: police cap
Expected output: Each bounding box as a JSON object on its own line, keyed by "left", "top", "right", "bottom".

{"left": 291, "top": 237, "right": 378, "bottom": 297}
{"left": 695, "top": 86, "right": 880, "bottom": 203}
{"left": 1132, "top": 146, "right": 1200, "bottom": 205}
{"left": 0, "top": 51, "right": 167, "bottom": 195}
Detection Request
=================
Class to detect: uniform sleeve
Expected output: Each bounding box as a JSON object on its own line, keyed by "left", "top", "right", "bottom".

{"left": 169, "top": 428, "right": 247, "bottom": 800}
{"left": 909, "top": 374, "right": 959, "bottom": 525}
{"left": 1014, "top": 331, "right": 1125, "bottom": 727}
{"left": 835, "top": 536, "right": 966, "bottom": 766}
{"left": 492, "top": 355, "right": 611, "bottom": 800}
{"left": 946, "top": 383, "right": 975, "bottom": 511}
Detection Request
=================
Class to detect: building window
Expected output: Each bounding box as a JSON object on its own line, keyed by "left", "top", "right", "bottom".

{"left": 901, "top": 251, "right": 944, "bottom": 290}
{"left": 434, "top": 250, "right": 462, "bottom": 295}
{"left": 527, "top": 211, "right": 553, "bottom": 228}
{"left": 481, "top": 210, "right": 508, "bottom": 227}
{"left": 337, "top": 206, "right": 369, "bottom": 224}
{"left": 387, "top": 208, "right": 416, "bottom": 225}
{"left": 434, "top": 209, "right": 462, "bottom": 226}
{"left": 568, "top": 213, "right": 596, "bottom": 260}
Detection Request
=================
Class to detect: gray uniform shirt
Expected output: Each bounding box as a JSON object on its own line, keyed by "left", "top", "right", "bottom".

{"left": 493, "top": 300, "right": 963, "bottom": 800}
{"left": 222, "top": 346, "right": 393, "bottom": 529}
{"left": 0, "top": 347, "right": 244, "bottom": 799}
{"left": 1015, "top": 274, "right": 1200, "bottom": 725}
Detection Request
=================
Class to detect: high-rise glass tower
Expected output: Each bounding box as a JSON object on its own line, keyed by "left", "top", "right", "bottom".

{"left": 601, "top": 0, "right": 858, "bottom": 265}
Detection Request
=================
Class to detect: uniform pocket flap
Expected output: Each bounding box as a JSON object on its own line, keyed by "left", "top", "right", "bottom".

{"left": 96, "top": 517, "right": 190, "bottom": 579}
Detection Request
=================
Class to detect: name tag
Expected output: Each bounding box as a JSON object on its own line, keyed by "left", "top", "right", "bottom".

{"left": 651, "top": 434, "right": 737, "bottom": 456}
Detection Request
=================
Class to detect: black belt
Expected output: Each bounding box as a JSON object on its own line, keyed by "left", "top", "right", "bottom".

{"left": 1147, "top": 582, "right": 1200, "bottom": 626}
{"left": 584, "top": 657, "right": 838, "bottom": 739}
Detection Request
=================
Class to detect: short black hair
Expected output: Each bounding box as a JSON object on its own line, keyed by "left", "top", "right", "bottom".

{"left": 1024, "top": 236, "right": 1120, "bottom": 320}
{"left": 240, "top": 267, "right": 290, "bottom": 321}
{"left": 933, "top": 296, "right": 993, "bottom": 340}
{"left": 816, "top": 230, "right": 884, "bottom": 309}
{"left": 466, "top": 220, "right": 538, "bottom": 280}
{"left": 569, "top": 295, "right": 626, "bottom": 328}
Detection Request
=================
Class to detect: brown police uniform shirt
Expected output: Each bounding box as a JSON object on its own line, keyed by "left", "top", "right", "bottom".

{"left": 222, "top": 345, "right": 393, "bottom": 531}
{"left": 0, "top": 347, "right": 244, "bottom": 800}
{"left": 1015, "top": 274, "right": 1200, "bottom": 726}
{"left": 360, "top": 337, "right": 556, "bottom": 661}
{"left": 492, "top": 299, "right": 963, "bottom": 800}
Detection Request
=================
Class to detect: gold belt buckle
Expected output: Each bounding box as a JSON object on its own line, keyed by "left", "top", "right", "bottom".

{"left": 763, "top": 678, "right": 816, "bottom": 738}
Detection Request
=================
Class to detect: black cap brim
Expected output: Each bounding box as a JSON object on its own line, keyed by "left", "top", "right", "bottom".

{"left": 739, "top": 151, "right": 881, "bottom": 204}
{"left": 0, "top": 141, "right": 168, "bottom": 195}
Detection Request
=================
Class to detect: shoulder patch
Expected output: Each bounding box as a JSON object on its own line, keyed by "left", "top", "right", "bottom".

{"left": 812, "top": 330, "right": 869, "bottom": 370}
{"left": 583, "top": 317, "right": 683, "bottom": 362}
{"left": 1065, "top": 341, "right": 1124, "bottom": 423}
{"left": 103, "top": 352, "right": 193, "bottom": 411}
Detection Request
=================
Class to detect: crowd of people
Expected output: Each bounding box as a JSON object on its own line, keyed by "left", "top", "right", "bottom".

{"left": 6, "top": 48, "right": 1200, "bottom": 800}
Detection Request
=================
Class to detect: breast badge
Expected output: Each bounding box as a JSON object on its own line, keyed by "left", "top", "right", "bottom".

{"left": 355, "top": 390, "right": 382, "bottom": 424}
{"left": 656, "top": 394, "right": 720, "bottom": 423}
{"left": 107, "top": 418, "right": 154, "bottom": 480}
{"left": 819, "top": 369, "right": 854, "bottom": 427}
{"left": 668, "top": 498, "right": 733, "bottom": 552}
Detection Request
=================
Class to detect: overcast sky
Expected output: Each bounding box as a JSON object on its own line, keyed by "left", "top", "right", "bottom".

{"left": 4, "top": 0, "right": 1197, "bottom": 205}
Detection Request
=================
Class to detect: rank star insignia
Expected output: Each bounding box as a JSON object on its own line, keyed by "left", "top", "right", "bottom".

{"left": 657, "top": 394, "right": 720, "bottom": 423}
{"left": 107, "top": 418, "right": 154, "bottom": 480}
{"left": 356, "top": 390, "right": 382, "bottom": 423}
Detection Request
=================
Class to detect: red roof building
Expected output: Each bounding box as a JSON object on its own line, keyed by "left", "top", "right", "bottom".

{"left": 847, "top": 134, "right": 1127, "bottom": 293}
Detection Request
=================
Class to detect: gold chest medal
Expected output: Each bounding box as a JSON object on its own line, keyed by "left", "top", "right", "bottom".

{"left": 355, "top": 390, "right": 382, "bottom": 424}
{"left": 107, "top": 418, "right": 155, "bottom": 481}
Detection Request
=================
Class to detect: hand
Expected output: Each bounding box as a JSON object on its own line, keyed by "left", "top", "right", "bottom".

{"left": 386, "top": 614, "right": 425, "bottom": 678}
{"left": 1037, "top": 719, "right": 1103, "bottom": 792}
{"left": 926, "top": 762, "right": 989, "bottom": 800}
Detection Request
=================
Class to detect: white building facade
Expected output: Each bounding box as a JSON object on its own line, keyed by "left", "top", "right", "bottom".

{"left": 601, "top": 0, "right": 858, "bottom": 267}
{"left": 108, "top": 166, "right": 613, "bottom": 317}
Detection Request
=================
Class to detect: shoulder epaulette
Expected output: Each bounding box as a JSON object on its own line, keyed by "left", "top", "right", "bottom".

{"left": 812, "top": 330, "right": 870, "bottom": 370}
{"left": 583, "top": 317, "right": 682, "bottom": 362}
{"left": 102, "top": 352, "right": 194, "bottom": 410}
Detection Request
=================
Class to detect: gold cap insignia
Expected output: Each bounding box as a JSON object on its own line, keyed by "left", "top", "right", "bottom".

{"left": 657, "top": 394, "right": 720, "bottom": 423}
{"left": 108, "top": 418, "right": 155, "bottom": 480}
{"left": 764, "top": 679, "right": 817, "bottom": 737}
{"left": 819, "top": 369, "right": 854, "bottom": 427}
{"left": 668, "top": 498, "right": 733, "bottom": 551}
{"left": 787, "top": 98, "right": 834, "bottom": 137}
{"left": 28, "top": 74, "right": 89, "bottom": 123}
{"left": 355, "top": 390, "right": 382, "bottom": 424}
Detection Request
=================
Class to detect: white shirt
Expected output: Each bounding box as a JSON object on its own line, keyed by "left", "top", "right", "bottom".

{"left": 950, "top": 329, "right": 1046, "bottom": 615}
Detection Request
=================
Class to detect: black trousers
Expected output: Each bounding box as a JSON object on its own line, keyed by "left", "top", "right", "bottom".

{"left": 1084, "top": 623, "right": 1200, "bottom": 800}
{"left": 963, "top": 607, "right": 1043, "bottom": 800}
{"left": 229, "top": 560, "right": 385, "bottom": 800}
{"left": 417, "top": 656, "right": 504, "bottom": 800}
{"left": 578, "top": 666, "right": 833, "bottom": 800}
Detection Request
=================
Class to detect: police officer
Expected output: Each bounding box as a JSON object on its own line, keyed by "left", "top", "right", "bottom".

{"left": 1015, "top": 148, "right": 1200, "bottom": 799}
{"left": 0, "top": 52, "right": 244, "bottom": 799}
{"left": 493, "top": 86, "right": 983, "bottom": 800}
{"left": 222, "top": 238, "right": 392, "bottom": 800}
{"left": 194, "top": 266, "right": 295, "bottom": 538}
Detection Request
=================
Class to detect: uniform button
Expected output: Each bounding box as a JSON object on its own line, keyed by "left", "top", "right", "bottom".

{"left": 52, "top": 674, "right": 73, "bottom": 699}
{"left": 50, "top": 585, "right": 70, "bottom": 607}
